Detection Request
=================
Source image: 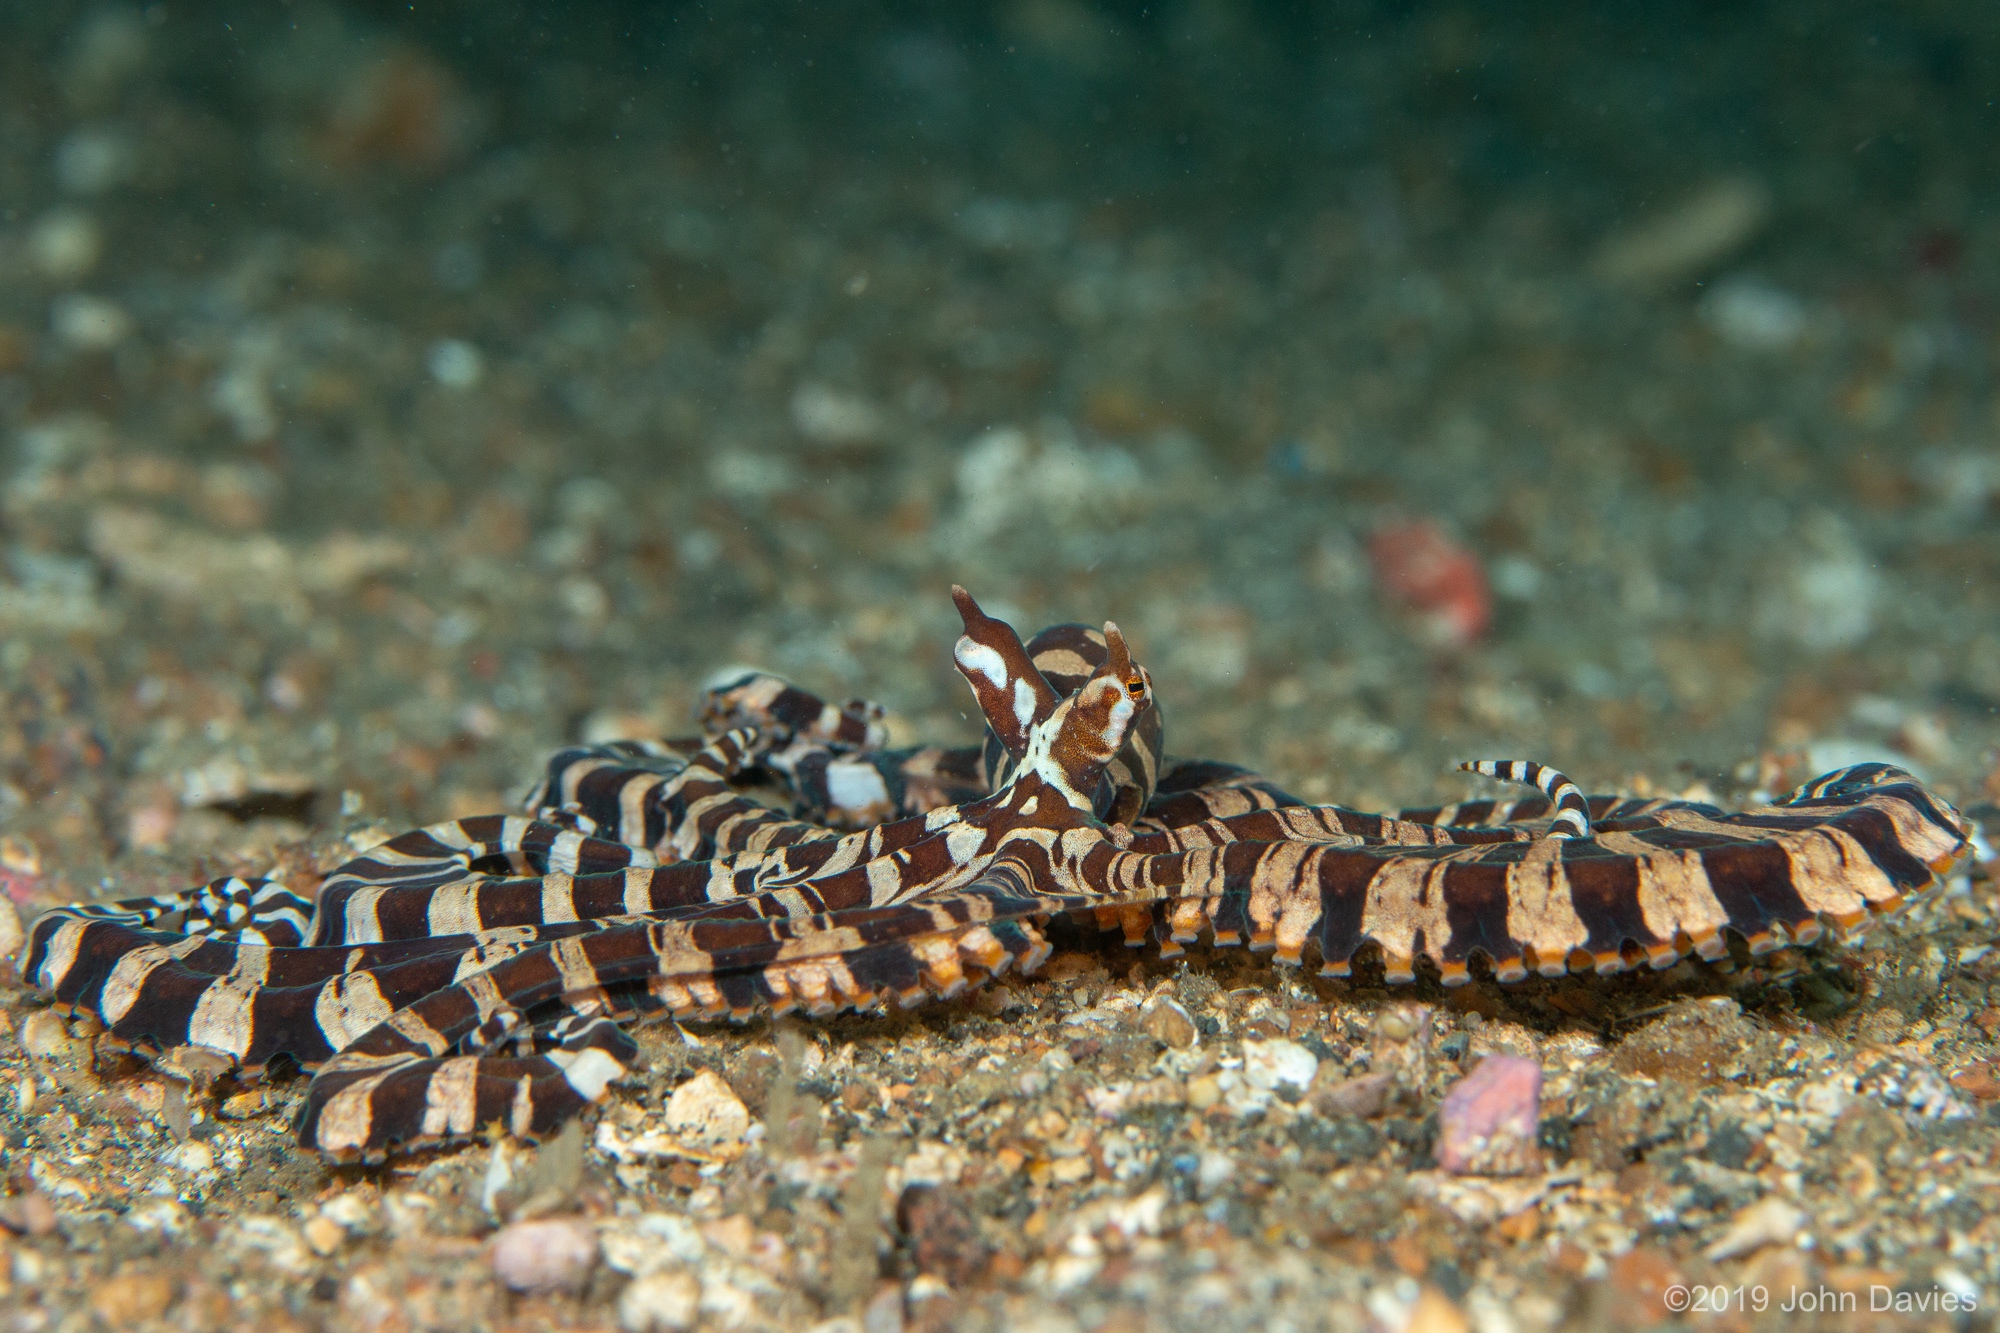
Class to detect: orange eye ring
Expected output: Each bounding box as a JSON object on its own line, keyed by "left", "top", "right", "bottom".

{"left": 1125, "top": 677, "right": 1146, "bottom": 698}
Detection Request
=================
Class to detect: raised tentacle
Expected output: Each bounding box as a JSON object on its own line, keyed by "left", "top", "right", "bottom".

{"left": 1458, "top": 760, "right": 1593, "bottom": 838}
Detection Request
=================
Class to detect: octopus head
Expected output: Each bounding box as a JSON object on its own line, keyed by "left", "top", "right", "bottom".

{"left": 1031, "top": 621, "right": 1153, "bottom": 809}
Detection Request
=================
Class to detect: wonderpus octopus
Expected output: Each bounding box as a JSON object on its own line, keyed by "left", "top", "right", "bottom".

{"left": 22, "top": 588, "right": 1971, "bottom": 1160}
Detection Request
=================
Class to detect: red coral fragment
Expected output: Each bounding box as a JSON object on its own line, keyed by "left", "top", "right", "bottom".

{"left": 1367, "top": 519, "right": 1492, "bottom": 647}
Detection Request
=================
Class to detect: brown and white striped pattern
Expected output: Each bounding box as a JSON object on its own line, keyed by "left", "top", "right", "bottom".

{"left": 1457, "top": 760, "right": 1593, "bottom": 838}
{"left": 20, "top": 589, "right": 1972, "bottom": 1161}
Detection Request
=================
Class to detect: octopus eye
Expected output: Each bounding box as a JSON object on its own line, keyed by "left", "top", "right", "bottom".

{"left": 1125, "top": 677, "right": 1146, "bottom": 698}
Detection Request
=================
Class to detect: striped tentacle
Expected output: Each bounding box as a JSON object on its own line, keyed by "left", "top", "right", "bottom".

{"left": 310, "top": 815, "right": 666, "bottom": 945}
{"left": 691, "top": 670, "right": 998, "bottom": 828}
{"left": 1138, "top": 759, "right": 1304, "bottom": 829}
{"left": 635, "top": 724, "right": 1005, "bottom": 869}
{"left": 1126, "top": 802, "right": 1552, "bottom": 857}
{"left": 31, "top": 877, "right": 315, "bottom": 949}
{"left": 180, "top": 878, "right": 316, "bottom": 946}
{"left": 1458, "top": 760, "right": 1593, "bottom": 838}
{"left": 518, "top": 723, "right": 828, "bottom": 869}
{"left": 528, "top": 738, "right": 708, "bottom": 846}
{"left": 698, "top": 669, "right": 890, "bottom": 751}
{"left": 22, "top": 905, "right": 619, "bottom": 1071}
{"left": 296, "top": 878, "right": 1066, "bottom": 1160}
{"left": 1135, "top": 765, "right": 1965, "bottom": 985}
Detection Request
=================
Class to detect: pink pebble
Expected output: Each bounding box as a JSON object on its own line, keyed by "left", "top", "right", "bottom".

{"left": 490, "top": 1217, "right": 598, "bottom": 1292}
{"left": 1367, "top": 519, "right": 1492, "bottom": 647}
{"left": 1436, "top": 1054, "right": 1543, "bottom": 1176}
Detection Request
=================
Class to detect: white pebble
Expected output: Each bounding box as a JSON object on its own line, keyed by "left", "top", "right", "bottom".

{"left": 1795, "top": 1078, "right": 1854, "bottom": 1127}
{"left": 1591, "top": 176, "right": 1771, "bottom": 286}
{"left": 1240, "top": 1038, "right": 1319, "bottom": 1093}
{"left": 708, "top": 449, "right": 792, "bottom": 499}
{"left": 427, "top": 338, "right": 484, "bottom": 389}
{"left": 1781, "top": 553, "right": 1877, "bottom": 650}
{"left": 320, "top": 1190, "right": 379, "bottom": 1234}
{"left": 1758, "top": 513, "right": 1877, "bottom": 651}
{"left": 124, "top": 1198, "right": 189, "bottom": 1236}
{"left": 55, "top": 126, "right": 133, "bottom": 194}
{"left": 662, "top": 1069, "right": 750, "bottom": 1151}
{"left": 617, "top": 1270, "right": 700, "bottom": 1332}
{"left": 28, "top": 209, "right": 102, "bottom": 280}
{"left": 790, "top": 382, "right": 883, "bottom": 446}
{"left": 1702, "top": 276, "right": 1808, "bottom": 352}
{"left": 17, "top": 1010, "right": 76, "bottom": 1060}
{"left": 491, "top": 1216, "right": 598, "bottom": 1292}
{"left": 51, "top": 293, "right": 131, "bottom": 349}
{"left": 1936, "top": 1267, "right": 1982, "bottom": 1305}
{"left": 211, "top": 365, "right": 277, "bottom": 441}
{"left": 164, "top": 1140, "right": 215, "bottom": 1173}
{"left": 1703, "top": 1197, "right": 1807, "bottom": 1262}
{"left": 1915, "top": 447, "right": 2000, "bottom": 520}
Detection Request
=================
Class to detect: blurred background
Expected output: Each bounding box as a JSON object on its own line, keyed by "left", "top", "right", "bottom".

{"left": 1, "top": 0, "right": 1996, "bottom": 897}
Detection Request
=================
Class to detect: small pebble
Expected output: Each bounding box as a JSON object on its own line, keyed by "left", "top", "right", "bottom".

{"left": 0, "top": 1190, "right": 58, "bottom": 1237}
{"left": 1311, "top": 1071, "right": 1394, "bottom": 1119}
{"left": 319, "top": 1192, "right": 378, "bottom": 1234}
{"left": 662, "top": 1069, "right": 751, "bottom": 1152}
{"left": 1047, "top": 1156, "right": 1092, "bottom": 1185}
{"left": 790, "top": 381, "right": 884, "bottom": 447}
{"left": 907, "top": 1273, "right": 953, "bottom": 1309}
{"left": 1186, "top": 1075, "right": 1222, "bottom": 1111}
{"left": 51, "top": 292, "right": 131, "bottom": 349}
{"left": 1368, "top": 1003, "right": 1433, "bottom": 1089}
{"left": 1703, "top": 1197, "right": 1808, "bottom": 1262}
{"left": 1701, "top": 276, "right": 1808, "bottom": 352}
{"left": 862, "top": 1281, "right": 905, "bottom": 1333}
{"left": 1241, "top": 1038, "right": 1319, "bottom": 1093}
{"left": 427, "top": 338, "right": 484, "bottom": 389}
{"left": 1194, "top": 1151, "right": 1235, "bottom": 1195}
{"left": 491, "top": 1216, "right": 598, "bottom": 1292}
{"left": 88, "top": 1268, "right": 175, "bottom": 1326}
{"left": 18, "top": 1010, "right": 78, "bottom": 1061}
{"left": 303, "top": 1215, "right": 345, "bottom": 1257}
{"left": 0, "top": 836, "right": 39, "bottom": 875}
{"left": 54, "top": 127, "right": 133, "bottom": 194}
{"left": 27, "top": 209, "right": 102, "bottom": 280}
{"left": 1138, "top": 994, "right": 1197, "bottom": 1048}
{"left": 1762, "top": 517, "right": 1878, "bottom": 652}
{"left": 1590, "top": 175, "right": 1771, "bottom": 286}
{"left": 164, "top": 1141, "right": 215, "bottom": 1173}
{"left": 1436, "top": 1055, "right": 1543, "bottom": 1177}
{"left": 1403, "top": 1286, "right": 1472, "bottom": 1333}
{"left": 1368, "top": 520, "right": 1491, "bottom": 647}
{"left": 897, "top": 1185, "right": 988, "bottom": 1287}
{"left": 618, "top": 1269, "right": 701, "bottom": 1332}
